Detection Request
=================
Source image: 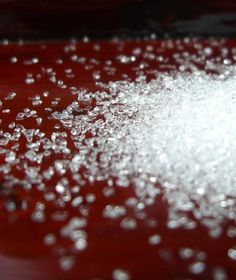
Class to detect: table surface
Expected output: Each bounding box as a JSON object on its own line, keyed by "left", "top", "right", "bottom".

{"left": 0, "top": 38, "right": 236, "bottom": 280}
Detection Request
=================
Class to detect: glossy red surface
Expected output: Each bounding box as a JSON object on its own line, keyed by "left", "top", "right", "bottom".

{"left": 0, "top": 39, "right": 236, "bottom": 279}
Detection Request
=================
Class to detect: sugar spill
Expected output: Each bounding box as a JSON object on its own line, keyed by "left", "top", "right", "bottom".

{"left": 1, "top": 39, "right": 236, "bottom": 278}
{"left": 52, "top": 70, "right": 236, "bottom": 231}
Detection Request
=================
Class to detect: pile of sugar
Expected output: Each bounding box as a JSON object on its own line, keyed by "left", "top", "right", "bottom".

{"left": 2, "top": 39, "right": 236, "bottom": 276}
{"left": 53, "top": 69, "right": 236, "bottom": 230}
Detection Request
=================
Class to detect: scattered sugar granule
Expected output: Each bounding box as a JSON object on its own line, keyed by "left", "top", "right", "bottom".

{"left": 112, "top": 269, "right": 130, "bottom": 280}
{"left": 188, "top": 261, "right": 206, "bottom": 275}
{"left": 59, "top": 255, "right": 76, "bottom": 271}
{"left": 148, "top": 234, "right": 161, "bottom": 245}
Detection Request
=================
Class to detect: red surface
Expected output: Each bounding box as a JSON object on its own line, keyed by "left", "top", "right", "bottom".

{"left": 0, "top": 39, "right": 236, "bottom": 279}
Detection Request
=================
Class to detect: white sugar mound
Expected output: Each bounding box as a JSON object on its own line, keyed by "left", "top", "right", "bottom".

{"left": 113, "top": 74, "right": 236, "bottom": 194}
{"left": 103, "top": 73, "right": 236, "bottom": 191}
{"left": 55, "top": 70, "right": 236, "bottom": 228}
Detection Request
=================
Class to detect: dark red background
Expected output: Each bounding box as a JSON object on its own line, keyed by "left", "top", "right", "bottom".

{"left": 0, "top": 0, "right": 236, "bottom": 39}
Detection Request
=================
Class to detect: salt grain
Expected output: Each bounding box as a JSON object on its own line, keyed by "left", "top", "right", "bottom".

{"left": 59, "top": 256, "right": 76, "bottom": 271}
{"left": 112, "top": 269, "right": 130, "bottom": 280}
{"left": 120, "top": 217, "right": 137, "bottom": 230}
{"left": 188, "top": 261, "right": 206, "bottom": 275}
{"left": 227, "top": 247, "right": 236, "bottom": 260}
{"left": 148, "top": 234, "right": 161, "bottom": 245}
{"left": 44, "top": 233, "right": 56, "bottom": 246}
{"left": 212, "top": 267, "right": 228, "bottom": 280}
